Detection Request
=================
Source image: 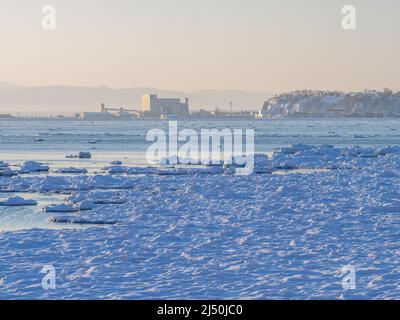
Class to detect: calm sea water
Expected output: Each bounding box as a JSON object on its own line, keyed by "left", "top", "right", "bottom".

{"left": 0, "top": 192, "right": 96, "bottom": 232}
{"left": 1, "top": 118, "right": 400, "bottom": 231}
{"left": 1, "top": 119, "right": 400, "bottom": 162}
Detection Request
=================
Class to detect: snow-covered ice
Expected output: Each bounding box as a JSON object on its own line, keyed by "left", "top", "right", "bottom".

{"left": 55, "top": 167, "right": 88, "bottom": 174}
{"left": 0, "top": 161, "right": 9, "bottom": 168}
{"left": 19, "top": 161, "right": 49, "bottom": 174}
{"left": 0, "top": 196, "right": 37, "bottom": 206}
{"left": 65, "top": 152, "right": 92, "bottom": 159}
{"left": 104, "top": 165, "right": 128, "bottom": 174}
{"left": 1, "top": 143, "right": 400, "bottom": 299}
{"left": 44, "top": 203, "right": 79, "bottom": 213}
{"left": 0, "top": 167, "right": 14, "bottom": 177}
{"left": 77, "top": 200, "right": 94, "bottom": 211}
{"left": 50, "top": 217, "right": 117, "bottom": 225}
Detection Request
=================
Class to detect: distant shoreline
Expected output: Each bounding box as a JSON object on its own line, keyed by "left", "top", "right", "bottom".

{"left": 2, "top": 116, "right": 400, "bottom": 122}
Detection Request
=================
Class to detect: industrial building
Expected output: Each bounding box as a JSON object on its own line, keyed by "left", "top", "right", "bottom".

{"left": 79, "top": 103, "right": 140, "bottom": 120}
{"left": 141, "top": 94, "right": 189, "bottom": 118}
{"left": 78, "top": 97, "right": 190, "bottom": 121}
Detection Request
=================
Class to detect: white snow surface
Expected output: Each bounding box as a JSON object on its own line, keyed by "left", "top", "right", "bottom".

{"left": 0, "top": 196, "right": 37, "bottom": 206}
{"left": 44, "top": 203, "right": 79, "bottom": 213}
{"left": 1, "top": 145, "right": 400, "bottom": 299}
{"left": 55, "top": 167, "right": 88, "bottom": 174}
{"left": 19, "top": 161, "right": 49, "bottom": 174}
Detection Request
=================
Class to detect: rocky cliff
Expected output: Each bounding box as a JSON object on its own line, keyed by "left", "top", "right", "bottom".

{"left": 262, "top": 90, "right": 400, "bottom": 118}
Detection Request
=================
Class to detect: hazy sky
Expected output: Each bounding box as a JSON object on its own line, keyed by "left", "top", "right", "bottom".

{"left": 0, "top": 0, "right": 399, "bottom": 92}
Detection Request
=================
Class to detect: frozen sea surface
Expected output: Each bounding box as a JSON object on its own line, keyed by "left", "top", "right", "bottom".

{"left": 1, "top": 119, "right": 400, "bottom": 299}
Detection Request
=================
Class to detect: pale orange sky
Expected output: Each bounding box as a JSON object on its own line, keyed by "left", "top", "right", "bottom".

{"left": 0, "top": 0, "right": 399, "bottom": 92}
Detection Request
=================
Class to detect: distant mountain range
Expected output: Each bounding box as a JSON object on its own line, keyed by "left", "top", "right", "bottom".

{"left": 261, "top": 90, "right": 400, "bottom": 118}
{"left": 0, "top": 81, "right": 273, "bottom": 113}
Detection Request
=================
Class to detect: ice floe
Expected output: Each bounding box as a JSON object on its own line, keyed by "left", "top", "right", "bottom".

{"left": 50, "top": 217, "right": 117, "bottom": 225}
{"left": 19, "top": 161, "right": 49, "bottom": 174}
{"left": 55, "top": 167, "right": 88, "bottom": 174}
{"left": 79, "top": 152, "right": 92, "bottom": 159}
{"left": 157, "top": 166, "right": 225, "bottom": 176}
{"left": 0, "top": 167, "right": 14, "bottom": 177}
{"left": 104, "top": 165, "right": 128, "bottom": 174}
{"left": 0, "top": 196, "right": 37, "bottom": 206}
{"left": 76, "top": 200, "right": 94, "bottom": 211}
{"left": 44, "top": 203, "right": 79, "bottom": 213}
{"left": 65, "top": 151, "right": 92, "bottom": 159}
{"left": 0, "top": 161, "right": 9, "bottom": 168}
{"left": 32, "top": 176, "right": 82, "bottom": 192}
{"left": 126, "top": 167, "right": 157, "bottom": 175}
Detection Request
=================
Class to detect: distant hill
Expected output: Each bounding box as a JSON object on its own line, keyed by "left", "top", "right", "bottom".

{"left": 0, "top": 82, "right": 273, "bottom": 113}
{"left": 0, "top": 81, "right": 20, "bottom": 90}
{"left": 261, "top": 90, "right": 400, "bottom": 118}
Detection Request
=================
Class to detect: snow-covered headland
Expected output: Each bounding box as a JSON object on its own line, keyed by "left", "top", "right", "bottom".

{"left": 1, "top": 144, "right": 400, "bottom": 299}
{"left": 261, "top": 89, "right": 400, "bottom": 118}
